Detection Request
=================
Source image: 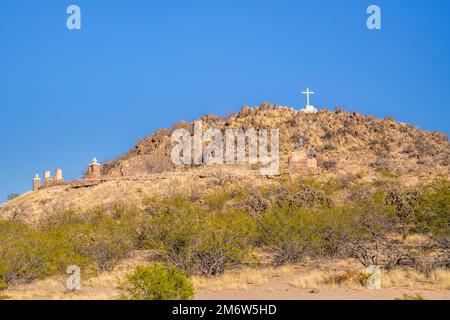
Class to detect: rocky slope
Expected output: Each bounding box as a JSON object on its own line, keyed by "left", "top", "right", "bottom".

{"left": 1, "top": 103, "right": 449, "bottom": 223}
{"left": 100, "top": 103, "right": 449, "bottom": 178}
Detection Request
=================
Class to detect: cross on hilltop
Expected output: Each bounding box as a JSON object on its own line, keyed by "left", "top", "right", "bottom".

{"left": 302, "top": 88, "right": 315, "bottom": 107}
{"left": 300, "top": 87, "right": 318, "bottom": 114}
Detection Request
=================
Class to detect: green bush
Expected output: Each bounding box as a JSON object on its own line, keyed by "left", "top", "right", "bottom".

{"left": 65, "top": 218, "right": 136, "bottom": 272}
{"left": 260, "top": 206, "right": 323, "bottom": 264}
{"left": 344, "top": 191, "right": 399, "bottom": 267}
{"left": 414, "top": 178, "right": 450, "bottom": 245}
{"left": 203, "top": 191, "right": 234, "bottom": 211}
{"left": 0, "top": 207, "right": 150, "bottom": 290}
{"left": 37, "top": 228, "right": 94, "bottom": 277}
{"left": 196, "top": 209, "right": 257, "bottom": 276}
{"left": 144, "top": 196, "right": 257, "bottom": 276}
{"left": 144, "top": 197, "right": 203, "bottom": 274}
{"left": 41, "top": 207, "right": 147, "bottom": 272}
{"left": 238, "top": 186, "right": 270, "bottom": 218}
{"left": 313, "top": 207, "right": 354, "bottom": 257}
{"left": 120, "top": 264, "right": 194, "bottom": 300}
{"left": 0, "top": 221, "right": 43, "bottom": 289}
{"left": 385, "top": 187, "right": 418, "bottom": 239}
{"left": 261, "top": 188, "right": 398, "bottom": 266}
{"left": 6, "top": 193, "right": 20, "bottom": 201}
{"left": 0, "top": 221, "right": 92, "bottom": 290}
{"left": 274, "top": 185, "right": 333, "bottom": 209}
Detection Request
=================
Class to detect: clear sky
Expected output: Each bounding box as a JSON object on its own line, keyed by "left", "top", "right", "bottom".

{"left": 1, "top": 0, "right": 449, "bottom": 202}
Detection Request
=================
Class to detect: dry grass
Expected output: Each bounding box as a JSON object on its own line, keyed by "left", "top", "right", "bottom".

{"left": 4, "top": 256, "right": 449, "bottom": 300}
{"left": 390, "top": 233, "right": 430, "bottom": 246}
{"left": 383, "top": 269, "right": 450, "bottom": 290}
{"left": 291, "top": 269, "right": 368, "bottom": 290}
{"left": 290, "top": 271, "right": 332, "bottom": 289}
{"left": 403, "top": 234, "right": 429, "bottom": 245}
{"left": 192, "top": 265, "right": 296, "bottom": 291}
{"left": 290, "top": 268, "right": 450, "bottom": 291}
{"left": 4, "top": 250, "right": 151, "bottom": 300}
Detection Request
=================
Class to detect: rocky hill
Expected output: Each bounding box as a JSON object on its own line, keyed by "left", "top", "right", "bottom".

{"left": 100, "top": 103, "right": 449, "bottom": 178}
{"left": 1, "top": 103, "right": 449, "bottom": 223}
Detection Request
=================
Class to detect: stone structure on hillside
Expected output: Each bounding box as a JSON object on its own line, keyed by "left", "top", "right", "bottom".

{"left": 32, "top": 158, "right": 104, "bottom": 192}
{"left": 85, "top": 157, "right": 102, "bottom": 179}
{"left": 33, "top": 174, "right": 41, "bottom": 192}
{"left": 288, "top": 140, "right": 319, "bottom": 176}
{"left": 32, "top": 168, "right": 64, "bottom": 191}
{"left": 44, "top": 168, "right": 64, "bottom": 187}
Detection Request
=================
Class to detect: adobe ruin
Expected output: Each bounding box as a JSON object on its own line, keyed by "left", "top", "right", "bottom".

{"left": 32, "top": 168, "right": 64, "bottom": 191}
{"left": 32, "top": 158, "right": 103, "bottom": 192}
{"left": 85, "top": 157, "right": 102, "bottom": 179}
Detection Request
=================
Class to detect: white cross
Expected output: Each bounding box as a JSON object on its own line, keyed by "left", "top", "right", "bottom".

{"left": 301, "top": 88, "right": 315, "bottom": 106}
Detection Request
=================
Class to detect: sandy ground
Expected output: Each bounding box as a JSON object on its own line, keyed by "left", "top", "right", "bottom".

{"left": 5, "top": 274, "right": 449, "bottom": 301}
{"left": 195, "top": 278, "right": 450, "bottom": 300}
{"left": 3, "top": 255, "right": 449, "bottom": 300}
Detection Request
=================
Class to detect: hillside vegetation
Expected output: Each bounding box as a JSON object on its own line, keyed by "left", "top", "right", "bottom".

{"left": 1, "top": 176, "right": 448, "bottom": 293}
{"left": 0, "top": 104, "right": 448, "bottom": 298}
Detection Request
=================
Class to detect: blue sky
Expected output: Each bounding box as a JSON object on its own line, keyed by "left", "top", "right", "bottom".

{"left": 0, "top": 0, "right": 449, "bottom": 202}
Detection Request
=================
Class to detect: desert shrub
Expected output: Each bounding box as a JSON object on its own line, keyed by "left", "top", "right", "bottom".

{"left": 336, "top": 174, "right": 360, "bottom": 189}
{"left": 376, "top": 168, "right": 399, "bottom": 178}
{"left": 238, "top": 186, "right": 270, "bottom": 218}
{"left": 371, "top": 157, "right": 397, "bottom": 174}
{"left": 37, "top": 228, "right": 94, "bottom": 277}
{"left": 274, "top": 185, "right": 333, "bottom": 209}
{"left": 348, "top": 186, "right": 373, "bottom": 206}
{"left": 196, "top": 210, "right": 257, "bottom": 276}
{"left": 321, "top": 131, "right": 334, "bottom": 140}
{"left": 142, "top": 196, "right": 162, "bottom": 216}
{"left": 325, "top": 270, "right": 371, "bottom": 287}
{"left": 6, "top": 193, "right": 20, "bottom": 201}
{"left": 260, "top": 206, "right": 323, "bottom": 265}
{"left": 144, "top": 197, "right": 204, "bottom": 274}
{"left": 321, "top": 144, "right": 335, "bottom": 151}
{"left": 72, "top": 218, "right": 136, "bottom": 272}
{"left": 314, "top": 207, "right": 354, "bottom": 257}
{"left": 120, "top": 264, "right": 194, "bottom": 300}
{"left": 385, "top": 187, "right": 419, "bottom": 239}
{"left": 209, "top": 168, "right": 236, "bottom": 186}
{"left": 39, "top": 207, "right": 105, "bottom": 229}
{"left": 0, "top": 221, "right": 44, "bottom": 288}
{"left": 0, "top": 205, "right": 153, "bottom": 290}
{"left": 261, "top": 203, "right": 356, "bottom": 263}
{"left": 344, "top": 192, "right": 399, "bottom": 267}
{"left": 203, "top": 191, "right": 234, "bottom": 211}
{"left": 145, "top": 197, "right": 257, "bottom": 276}
{"left": 321, "top": 160, "right": 337, "bottom": 170}
{"left": 0, "top": 221, "right": 93, "bottom": 289}
{"left": 414, "top": 178, "right": 450, "bottom": 246}
{"left": 41, "top": 206, "right": 148, "bottom": 272}
{"left": 397, "top": 293, "right": 426, "bottom": 300}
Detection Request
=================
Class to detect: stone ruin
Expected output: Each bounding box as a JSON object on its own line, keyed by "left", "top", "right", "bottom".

{"left": 33, "top": 168, "right": 64, "bottom": 191}
{"left": 288, "top": 140, "right": 319, "bottom": 176}
{"left": 32, "top": 158, "right": 103, "bottom": 192}
{"left": 85, "top": 157, "right": 102, "bottom": 179}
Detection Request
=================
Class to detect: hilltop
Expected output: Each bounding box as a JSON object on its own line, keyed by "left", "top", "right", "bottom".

{"left": 102, "top": 103, "right": 449, "bottom": 178}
